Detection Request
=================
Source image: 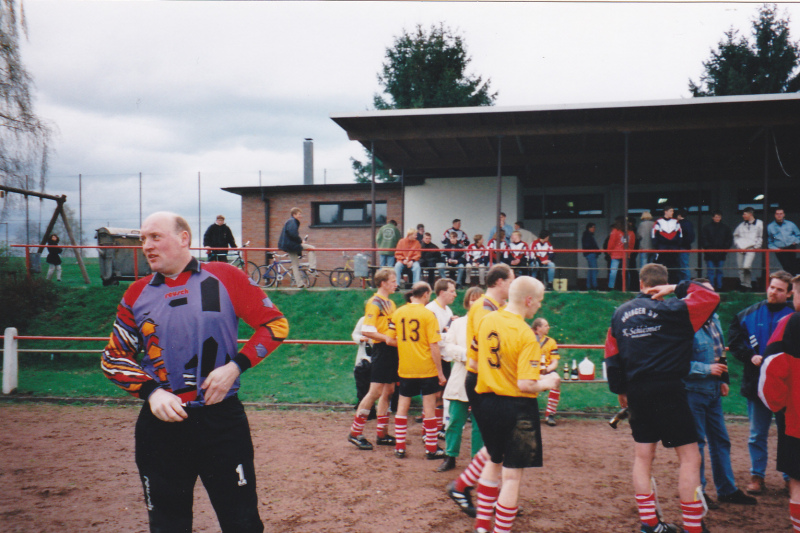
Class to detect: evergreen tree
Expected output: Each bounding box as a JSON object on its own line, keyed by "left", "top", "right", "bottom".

{"left": 353, "top": 24, "right": 496, "bottom": 183}
{"left": 690, "top": 4, "right": 800, "bottom": 96}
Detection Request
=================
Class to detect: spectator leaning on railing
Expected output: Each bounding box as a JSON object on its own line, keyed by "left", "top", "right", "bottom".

{"left": 767, "top": 208, "right": 799, "bottom": 275}
{"left": 700, "top": 211, "right": 733, "bottom": 292}
{"left": 733, "top": 207, "right": 763, "bottom": 292}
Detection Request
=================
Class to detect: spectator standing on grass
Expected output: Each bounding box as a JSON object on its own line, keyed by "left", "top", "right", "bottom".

{"left": 684, "top": 279, "right": 757, "bottom": 509}
{"left": 768, "top": 208, "right": 799, "bottom": 275}
{"left": 759, "top": 273, "right": 800, "bottom": 531}
{"left": 438, "top": 286, "right": 484, "bottom": 473}
{"left": 203, "top": 215, "right": 237, "bottom": 262}
{"left": 394, "top": 228, "right": 422, "bottom": 285}
{"left": 605, "top": 263, "right": 720, "bottom": 533}
{"left": 733, "top": 207, "right": 763, "bottom": 292}
{"left": 376, "top": 219, "right": 401, "bottom": 268}
{"left": 677, "top": 210, "right": 695, "bottom": 282}
{"left": 653, "top": 206, "right": 682, "bottom": 284}
{"left": 700, "top": 211, "right": 733, "bottom": 292}
{"left": 637, "top": 211, "right": 655, "bottom": 268}
{"left": 608, "top": 217, "right": 636, "bottom": 291}
{"left": 101, "top": 211, "right": 288, "bottom": 532}
{"left": 470, "top": 276, "right": 560, "bottom": 533}
{"left": 278, "top": 207, "right": 316, "bottom": 288}
{"left": 45, "top": 234, "right": 63, "bottom": 281}
{"left": 727, "top": 270, "right": 794, "bottom": 495}
{"left": 582, "top": 222, "right": 600, "bottom": 290}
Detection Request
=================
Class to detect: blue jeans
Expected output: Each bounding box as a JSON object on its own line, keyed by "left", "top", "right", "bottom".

{"left": 678, "top": 252, "right": 691, "bottom": 282}
{"left": 537, "top": 262, "right": 555, "bottom": 284}
{"left": 638, "top": 252, "right": 654, "bottom": 269}
{"left": 706, "top": 260, "right": 724, "bottom": 291}
{"left": 747, "top": 398, "right": 787, "bottom": 479}
{"left": 687, "top": 390, "right": 737, "bottom": 497}
{"left": 608, "top": 258, "right": 620, "bottom": 289}
{"left": 379, "top": 255, "right": 395, "bottom": 267}
{"left": 585, "top": 254, "right": 598, "bottom": 290}
{"left": 394, "top": 261, "right": 421, "bottom": 284}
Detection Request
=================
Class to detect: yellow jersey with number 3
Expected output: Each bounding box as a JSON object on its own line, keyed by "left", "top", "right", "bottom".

{"left": 466, "top": 295, "right": 502, "bottom": 372}
{"left": 475, "top": 309, "right": 542, "bottom": 398}
{"left": 387, "top": 302, "right": 442, "bottom": 379}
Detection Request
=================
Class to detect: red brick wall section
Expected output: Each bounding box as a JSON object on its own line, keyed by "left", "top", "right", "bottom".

{"left": 238, "top": 189, "right": 403, "bottom": 287}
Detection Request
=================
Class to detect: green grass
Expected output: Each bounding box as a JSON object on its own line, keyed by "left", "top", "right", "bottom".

{"left": 2, "top": 263, "right": 763, "bottom": 413}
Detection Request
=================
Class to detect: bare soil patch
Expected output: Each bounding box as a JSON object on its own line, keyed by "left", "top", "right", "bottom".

{"left": 0, "top": 404, "right": 791, "bottom": 532}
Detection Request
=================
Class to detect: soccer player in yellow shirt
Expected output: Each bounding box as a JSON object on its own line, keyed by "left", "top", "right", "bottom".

{"left": 347, "top": 267, "right": 399, "bottom": 451}
{"left": 533, "top": 318, "right": 561, "bottom": 426}
{"left": 387, "top": 282, "right": 447, "bottom": 459}
{"left": 472, "top": 276, "right": 560, "bottom": 533}
{"left": 447, "top": 263, "right": 514, "bottom": 516}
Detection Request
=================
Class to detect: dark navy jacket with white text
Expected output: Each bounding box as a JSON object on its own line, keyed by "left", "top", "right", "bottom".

{"left": 605, "top": 281, "right": 720, "bottom": 394}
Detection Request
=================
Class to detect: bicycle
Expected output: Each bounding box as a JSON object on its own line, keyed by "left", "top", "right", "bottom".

{"left": 226, "top": 243, "right": 262, "bottom": 284}
{"left": 258, "top": 253, "right": 314, "bottom": 288}
{"left": 329, "top": 251, "right": 354, "bottom": 288}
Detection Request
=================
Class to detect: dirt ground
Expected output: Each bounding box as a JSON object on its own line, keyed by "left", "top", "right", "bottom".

{"left": 0, "top": 403, "right": 792, "bottom": 533}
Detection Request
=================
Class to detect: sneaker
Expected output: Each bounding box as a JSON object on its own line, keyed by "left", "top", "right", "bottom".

{"left": 425, "top": 447, "right": 447, "bottom": 460}
{"left": 545, "top": 415, "right": 557, "bottom": 427}
{"left": 436, "top": 456, "right": 456, "bottom": 473}
{"left": 347, "top": 433, "right": 373, "bottom": 451}
{"left": 746, "top": 475, "right": 764, "bottom": 494}
{"left": 376, "top": 434, "right": 396, "bottom": 446}
{"left": 718, "top": 488, "right": 757, "bottom": 505}
{"left": 703, "top": 492, "right": 720, "bottom": 510}
{"left": 446, "top": 481, "right": 477, "bottom": 518}
{"left": 641, "top": 522, "right": 680, "bottom": 533}
{"left": 437, "top": 430, "right": 446, "bottom": 440}
{"left": 395, "top": 449, "right": 406, "bottom": 459}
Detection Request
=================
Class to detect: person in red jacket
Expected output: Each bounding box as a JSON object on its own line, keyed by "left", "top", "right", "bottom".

{"left": 608, "top": 216, "right": 636, "bottom": 290}
{"left": 759, "top": 274, "right": 800, "bottom": 531}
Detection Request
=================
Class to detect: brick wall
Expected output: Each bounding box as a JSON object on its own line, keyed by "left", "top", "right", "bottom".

{"left": 237, "top": 187, "right": 403, "bottom": 286}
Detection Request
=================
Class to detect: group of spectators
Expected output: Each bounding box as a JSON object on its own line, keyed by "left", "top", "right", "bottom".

{"left": 377, "top": 213, "right": 558, "bottom": 290}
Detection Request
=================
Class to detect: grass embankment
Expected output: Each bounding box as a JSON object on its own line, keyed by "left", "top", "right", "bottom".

{"left": 3, "top": 256, "right": 762, "bottom": 414}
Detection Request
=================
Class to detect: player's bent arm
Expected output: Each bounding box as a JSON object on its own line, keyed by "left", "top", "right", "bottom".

{"left": 518, "top": 373, "right": 560, "bottom": 394}
{"left": 362, "top": 330, "right": 394, "bottom": 344}
{"left": 430, "top": 343, "right": 446, "bottom": 385}
{"left": 201, "top": 361, "right": 242, "bottom": 405}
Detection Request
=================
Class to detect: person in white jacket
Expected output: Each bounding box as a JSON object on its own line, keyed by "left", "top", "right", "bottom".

{"left": 351, "top": 317, "right": 376, "bottom": 420}
{"left": 733, "top": 207, "right": 764, "bottom": 291}
{"left": 437, "top": 286, "right": 485, "bottom": 473}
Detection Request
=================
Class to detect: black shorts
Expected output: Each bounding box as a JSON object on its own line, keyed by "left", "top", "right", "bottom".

{"left": 776, "top": 411, "right": 800, "bottom": 480}
{"left": 370, "top": 343, "right": 399, "bottom": 384}
{"left": 475, "top": 393, "right": 543, "bottom": 469}
{"left": 399, "top": 376, "right": 440, "bottom": 398}
{"left": 627, "top": 379, "right": 698, "bottom": 447}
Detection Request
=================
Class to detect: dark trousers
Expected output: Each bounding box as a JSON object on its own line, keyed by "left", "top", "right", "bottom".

{"left": 135, "top": 396, "right": 263, "bottom": 533}
{"left": 775, "top": 247, "right": 798, "bottom": 276}
{"left": 656, "top": 250, "right": 681, "bottom": 284}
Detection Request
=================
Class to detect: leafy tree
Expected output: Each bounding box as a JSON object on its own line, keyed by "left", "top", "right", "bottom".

{"left": 353, "top": 24, "right": 497, "bottom": 183}
{"left": 690, "top": 4, "right": 800, "bottom": 96}
{"left": 1, "top": 0, "right": 53, "bottom": 217}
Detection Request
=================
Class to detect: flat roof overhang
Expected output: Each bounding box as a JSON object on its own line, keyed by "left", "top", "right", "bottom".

{"left": 331, "top": 93, "right": 800, "bottom": 187}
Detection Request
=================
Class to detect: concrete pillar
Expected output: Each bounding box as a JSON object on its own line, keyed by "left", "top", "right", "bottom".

{"left": 3, "top": 327, "right": 18, "bottom": 394}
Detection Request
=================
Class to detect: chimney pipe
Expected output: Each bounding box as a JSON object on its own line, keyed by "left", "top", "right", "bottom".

{"left": 303, "top": 138, "right": 313, "bottom": 185}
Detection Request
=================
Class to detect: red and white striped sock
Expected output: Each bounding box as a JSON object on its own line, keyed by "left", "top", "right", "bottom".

{"left": 454, "top": 448, "right": 489, "bottom": 492}
{"left": 545, "top": 389, "right": 560, "bottom": 417}
{"left": 394, "top": 416, "right": 407, "bottom": 452}
{"left": 681, "top": 500, "right": 705, "bottom": 533}
{"left": 350, "top": 410, "right": 369, "bottom": 438}
{"left": 435, "top": 406, "right": 444, "bottom": 432}
{"left": 474, "top": 480, "right": 500, "bottom": 532}
{"left": 635, "top": 493, "right": 659, "bottom": 527}
{"left": 376, "top": 414, "right": 389, "bottom": 438}
{"left": 790, "top": 500, "right": 800, "bottom": 532}
{"left": 423, "top": 417, "right": 438, "bottom": 454}
{"left": 492, "top": 501, "right": 518, "bottom": 533}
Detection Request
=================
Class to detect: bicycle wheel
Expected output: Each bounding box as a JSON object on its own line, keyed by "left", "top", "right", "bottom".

{"left": 329, "top": 267, "right": 353, "bottom": 288}
{"left": 306, "top": 269, "right": 318, "bottom": 287}
{"left": 291, "top": 269, "right": 309, "bottom": 288}
{"left": 246, "top": 261, "right": 261, "bottom": 284}
{"left": 260, "top": 265, "right": 278, "bottom": 288}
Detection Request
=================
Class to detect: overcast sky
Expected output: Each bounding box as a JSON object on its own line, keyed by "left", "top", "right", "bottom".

{"left": 7, "top": 0, "right": 800, "bottom": 248}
